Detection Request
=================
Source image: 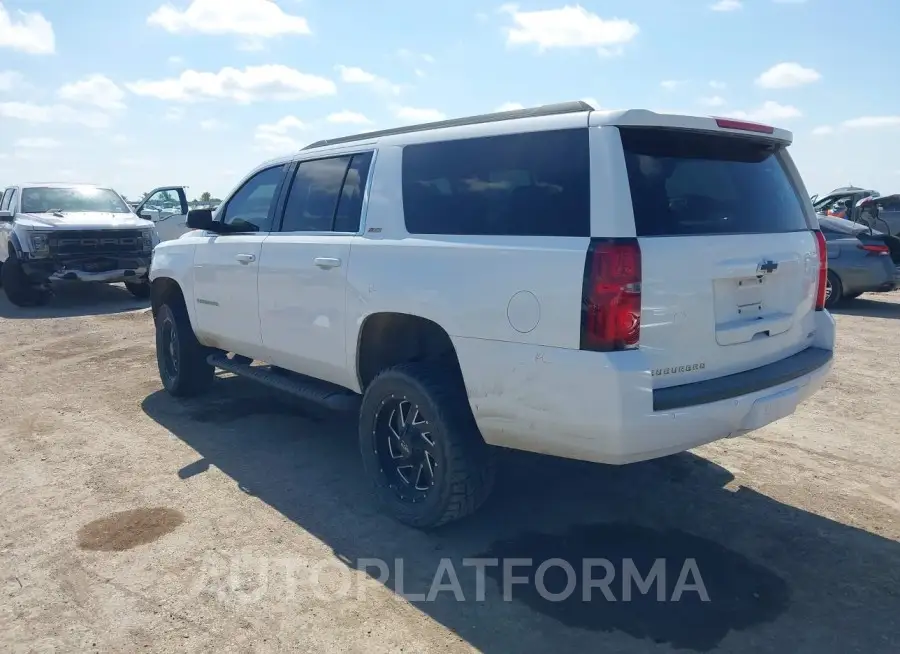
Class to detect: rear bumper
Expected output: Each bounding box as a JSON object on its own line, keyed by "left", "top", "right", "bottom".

{"left": 453, "top": 312, "right": 835, "bottom": 465}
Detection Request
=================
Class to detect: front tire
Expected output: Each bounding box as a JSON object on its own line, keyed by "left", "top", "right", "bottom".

{"left": 125, "top": 280, "right": 151, "bottom": 299}
{"left": 1, "top": 251, "right": 47, "bottom": 307}
{"left": 359, "top": 362, "right": 495, "bottom": 529}
{"left": 824, "top": 270, "right": 843, "bottom": 308}
{"left": 155, "top": 302, "right": 214, "bottom": 397}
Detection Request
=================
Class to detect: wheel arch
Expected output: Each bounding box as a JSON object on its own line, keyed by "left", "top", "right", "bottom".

{"left": 354, "top": 312, "right": 464, "bottom": 392}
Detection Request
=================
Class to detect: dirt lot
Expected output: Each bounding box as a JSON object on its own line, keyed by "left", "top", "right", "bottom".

{"left": 1, "top": 282, "right": 898, "bottom": 654}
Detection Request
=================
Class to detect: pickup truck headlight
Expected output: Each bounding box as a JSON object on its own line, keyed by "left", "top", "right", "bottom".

{"left": 29, "top": 233, "right": 51, "bottom": 258}
{"left": 142, "top": 228, "right": 154, "bottom": 252}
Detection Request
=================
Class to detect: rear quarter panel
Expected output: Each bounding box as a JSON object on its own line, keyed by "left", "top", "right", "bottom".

{"left": 344, "top": 143, "right": 590, "bottom": 377}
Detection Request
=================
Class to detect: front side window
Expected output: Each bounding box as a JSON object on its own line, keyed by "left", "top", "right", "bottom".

{"left": 220, "top": 165, "right": 286, "bottom": 232}
{"left": 401, "top": 129, "right": 590, "bottom": 237}
{"left": 20, "top": 186, "right": 130, "bottom": 214}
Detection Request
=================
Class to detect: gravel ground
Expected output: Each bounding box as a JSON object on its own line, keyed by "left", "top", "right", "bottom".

{"left": 1, "top": 282, "right": 898, "bottom": 654}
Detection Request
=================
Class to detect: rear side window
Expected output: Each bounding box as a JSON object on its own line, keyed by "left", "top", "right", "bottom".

{"left": 401, "top": 129, "right": 590, "bottom": 237}
{"left": 1, "top": 189, "right": 13, "bottom": 211}
{"left": 621, "top": 128, "right": 809, "bottom": 237}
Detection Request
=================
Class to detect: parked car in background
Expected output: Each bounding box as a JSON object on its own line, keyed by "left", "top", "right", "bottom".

{"left": 817, "top": 215, "right": 900, "bottom": 307}
{"left": 133, "top": 186, "right": 192, "bottom": 242}
{"left": 0, "top": 183, "right": 155, "bottom": 305}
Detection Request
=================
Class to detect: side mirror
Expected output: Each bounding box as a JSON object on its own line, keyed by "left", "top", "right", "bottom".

{"left": 0, "top": 209, "right": 13, "bottom": 222}
{"left": 186, "top": 208, "right": 216, "bottom": 231}
{"left": 139, "top": 211, "right": 153, "bottom": 220}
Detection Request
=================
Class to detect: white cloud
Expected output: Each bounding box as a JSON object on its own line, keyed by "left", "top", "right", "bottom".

{"left": 255, "top": 116, "right": 306, "bottom": 152}
{"left": 0, "top": 101, "right": 110, "bottom": 128}
{"left": 393, "top": 106, "right": 447, "bottom": 123}
{"left": 126, "top": 65, "right": 336, "bottom": 103}
{"left": 661, "top": 80, "right": 687, "bottom": 91}
{"left": 147, "top": 0, "right": 310, "bottom": 37}
{"left": 710, "top": 0, "right": 742, "bottom": 10}
{"left": 335, "top": 65, "right": 400, "bottom": 95}
{"left": 199, "top": 118, "right": 227, "bottom": 131}
{"left": 397, "top": 49, "right": 435, "bottom": 64}
{"left": 812, "top": 126, "right": 834, "bottom": 136}
{"left": 501, "top": 4, "right": 639, "bottom": 55}
{"left": 495, "top": 102, "right": 525, "bottom": 112}
{"left": 709, "top": 80, "right": 727, "bottom": 90}
{"left": 755, "top": 62, "right": 821, "bottom": 89}
{"left": 841, "top": 116, "right": 900, "bottom": 130}
{"left": 0, "top": 70, "right": 21, "bottom": 91}
{"left": 15, "top": 137, "right": 61, "bottom": 149}
{"left": 168, "top": 55, "right": 185, "bottom": 66}
{"left": 0, "top": 2, "right": 55, "bottom": 54}
{"left": 58, "top": 74, "right": 126, "bottom": 111}
{"left": 724, "top": 101, "right": 802, "bottom": 122}
{"left": 699, "top": 95, "right": 727, "bottom": 107}
{"left": 326, "top": 110, "right": 372, "bottom": 125}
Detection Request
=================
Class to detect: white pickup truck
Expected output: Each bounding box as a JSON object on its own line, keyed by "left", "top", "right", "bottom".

{"left": 149, "top": 101, "right": 835, "bottom": 528}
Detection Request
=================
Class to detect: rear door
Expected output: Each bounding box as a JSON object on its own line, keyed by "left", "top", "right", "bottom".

{"left": 617, "top": 125, "right": 819, "bottom": 388}
{"left": 258, "top": 151, "right": 373, "bottom": 388}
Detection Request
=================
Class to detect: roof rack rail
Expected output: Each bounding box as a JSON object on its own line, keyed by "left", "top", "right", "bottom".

{"left": 301, "top": 100, "right": 595, "bottom": 151}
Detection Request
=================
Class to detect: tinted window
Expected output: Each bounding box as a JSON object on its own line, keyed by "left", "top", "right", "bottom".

{"left": 4, "top": 189, "right": 16, "bottom": 212}
{"left": 280, "top": 156, "right": 351, "bottom": 232}
{"left": 401, "top": 129, "right": 589, "bottom": 236}
{"left": 221, "top": 165, "right": 285, "bottom": 232}
{"left": 1, "top": 189, "right": 13, "bottom": 211}
{"left": 621, "top": 128, "right": 809, "bottom": 236}
{"left": 334, "top": 153, "right": 373, "bottom": 233}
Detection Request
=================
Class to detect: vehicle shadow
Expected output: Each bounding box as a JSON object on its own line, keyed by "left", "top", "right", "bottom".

{"left": 141, "top": 378, "right": 900, "bottom": 654}
{"left": 832, "top": 295, "right": 900, "bottom": 319}
{"left": 0, "top": 281, "right": 148, "bottom": 319}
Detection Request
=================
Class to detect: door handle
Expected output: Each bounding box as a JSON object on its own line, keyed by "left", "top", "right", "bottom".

{"left": 314, "top": 257, "right": 342, "bottom": 269}
{"left": 235, "top": 253, "right": 256, "bottom": 264}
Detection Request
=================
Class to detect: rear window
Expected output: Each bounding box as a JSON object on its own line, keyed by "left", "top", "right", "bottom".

{"left": 401, "top": 129, "right": 589, "bottom": 237}
{"left": 621, "top": 128, "right": 809, "bottom": 237}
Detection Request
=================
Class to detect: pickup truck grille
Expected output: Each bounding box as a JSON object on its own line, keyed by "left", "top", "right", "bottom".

{"left": 48, "top": 230, "right": 146, "bottom": 256}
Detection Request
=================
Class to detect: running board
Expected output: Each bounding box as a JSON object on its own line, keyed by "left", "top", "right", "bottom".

{"left": 207, "top": 353, "right": 360, "bottom": 412}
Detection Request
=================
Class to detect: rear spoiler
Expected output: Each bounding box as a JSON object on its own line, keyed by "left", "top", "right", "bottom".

{"left": 590, "top": 109, "right": 793, "bottom": 146}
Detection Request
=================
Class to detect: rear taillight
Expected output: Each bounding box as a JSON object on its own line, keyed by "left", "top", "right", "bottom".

{"left": 858, "top": 243, "right": 890, "bottom": 255}
{"left": 814, "top": 230, "right": 827, "bottom": 311}
{"left": 581, "top": 238, "right": 641, "bottom": 351}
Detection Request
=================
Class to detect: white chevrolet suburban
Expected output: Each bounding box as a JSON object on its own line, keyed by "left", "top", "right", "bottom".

{"left": 0, "top": 183, "right": 156, "bottom": 306}
{"left": 149, "top": 101, "right": 835, "bottom": 528}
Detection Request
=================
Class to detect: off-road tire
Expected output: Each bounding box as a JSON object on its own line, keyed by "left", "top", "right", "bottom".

{"left": 155, "top": 302, "right": 214, "bottom": 397}
{"left": 359, "top": 362, "right": 495, "bottom": 529}
{"left": 1, "top": 251, "right": 47, "bottom": 307}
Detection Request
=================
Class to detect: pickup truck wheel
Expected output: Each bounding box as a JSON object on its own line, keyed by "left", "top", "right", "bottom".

{"left": 359, "top": 362, "right": 495, "bottom": 529}
{"left": 1, "top": 251, "right": 47, "bottom": 307}
{"left": 125, "top": 280, "right": 151, "bottom": 299}
{"left": 155, "top": 302, "right": 214, "bottom": 397}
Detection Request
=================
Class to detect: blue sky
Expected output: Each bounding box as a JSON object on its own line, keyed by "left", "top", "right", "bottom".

{"left": 1, "top": 0, "right": 898, "bottom": 200}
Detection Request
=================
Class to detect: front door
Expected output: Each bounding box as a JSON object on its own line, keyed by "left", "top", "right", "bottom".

{"left": 136, "top": 186, "right": 189, "bottom": 242}
{"left": 191, "top": 164, "right": 288, "bottom": 359}
{"left": 258, "top": 152, "right": 373, "bottom": 388}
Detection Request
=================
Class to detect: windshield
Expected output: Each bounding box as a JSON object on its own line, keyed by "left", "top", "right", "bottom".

{"left": 21, "top": 186, "right": 131, "bottom": 214}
